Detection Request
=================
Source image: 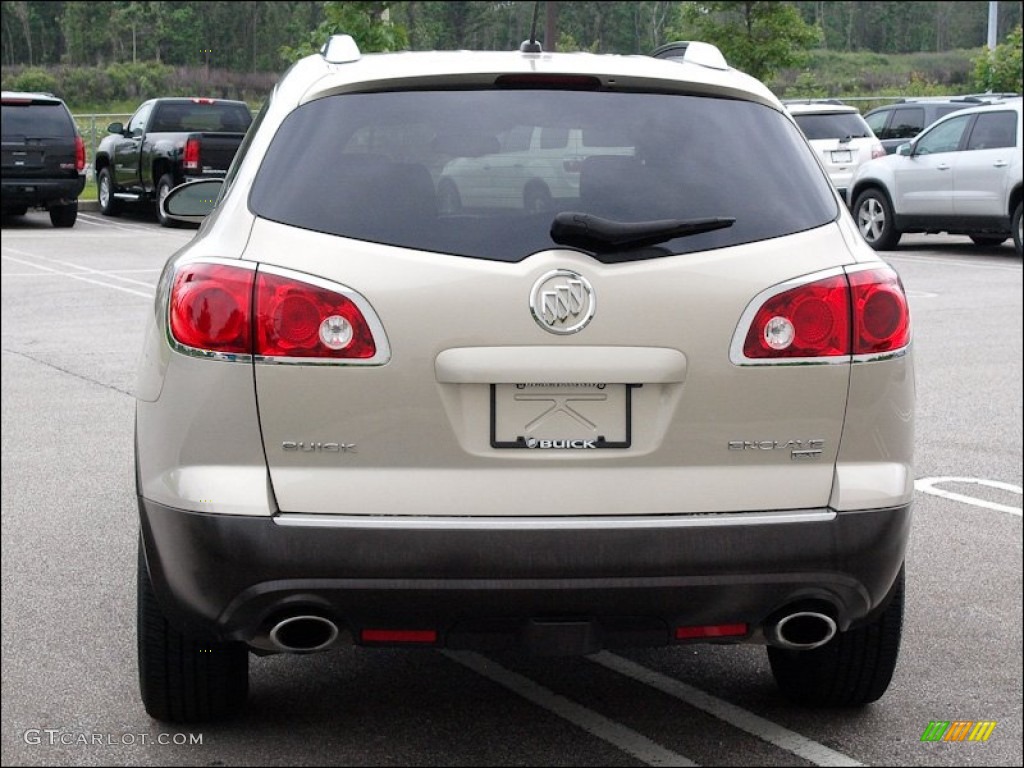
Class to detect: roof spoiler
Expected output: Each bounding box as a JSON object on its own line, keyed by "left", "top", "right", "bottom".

{"left": 650, "top": 41, "right": 729, "bottom": 71}
{"left": 321, "top": 34, "right": 361, "bottom": 64}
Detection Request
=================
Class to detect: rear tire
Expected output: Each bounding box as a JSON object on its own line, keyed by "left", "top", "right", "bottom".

{"left": 853, "top": 188, "right": 901, "bottom": 250}
{"left": 437, "top": 179, "right": 462, "bottom": 214}
{"left": 98, "top": 168, "right": 123, "bottom": 216}
{"left": 156, "top": 174, "right": 179, "bottom": 228}
{"left": 49, "top": 202, "right": 77, "bottom": 228}
{"left": 137, "top": 539, "right": 249, "bottom": 722}
{"left": 523, "top": 182, "right": 552, "bottom": 214}
{"left": 768, "top": 566, "right": 904, "bottom": 707}
{"left": 1012, "top": 201, "right": 1022, "bottom": 257}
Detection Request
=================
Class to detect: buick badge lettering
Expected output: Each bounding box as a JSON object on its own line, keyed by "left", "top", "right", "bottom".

{"left": 530, "top": 270, "right": 595, "bottom": 334}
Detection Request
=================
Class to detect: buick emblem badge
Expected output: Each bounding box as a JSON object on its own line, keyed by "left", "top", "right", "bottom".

{"left": 530, "top": 270, "right": 596, "bottom": 335}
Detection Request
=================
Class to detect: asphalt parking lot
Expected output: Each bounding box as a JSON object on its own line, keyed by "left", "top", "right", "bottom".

{"left": 1, "top": 208, "right": 1021, "bottom": 767}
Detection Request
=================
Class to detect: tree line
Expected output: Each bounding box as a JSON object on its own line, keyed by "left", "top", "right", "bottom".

{"left": 3, "top": 1, "right": 1022, "bottom": 70}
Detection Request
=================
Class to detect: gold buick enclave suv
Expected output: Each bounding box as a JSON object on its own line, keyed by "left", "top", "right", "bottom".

{"left": 135, "top": 35, "right": 914, "bottom": 722}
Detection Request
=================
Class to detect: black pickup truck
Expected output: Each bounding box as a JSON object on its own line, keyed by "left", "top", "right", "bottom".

{"left": 94, "top": 97, "right": 251, "bottom": 226}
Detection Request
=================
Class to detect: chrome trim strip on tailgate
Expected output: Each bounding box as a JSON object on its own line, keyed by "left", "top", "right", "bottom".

{"left": 274, "top": 509, "right": 835, "bottom": 530}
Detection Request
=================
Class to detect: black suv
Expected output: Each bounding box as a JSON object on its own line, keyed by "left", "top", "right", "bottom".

{"left": 863, "top": 95, "right": 1015, "bottom": 154}
{"left": 1, "top": 91, "right": 86, "bottom": 227}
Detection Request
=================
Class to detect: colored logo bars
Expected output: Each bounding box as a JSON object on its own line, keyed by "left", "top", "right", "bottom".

{"left": 921, "top": 721, "right": 997, "bottom": 742}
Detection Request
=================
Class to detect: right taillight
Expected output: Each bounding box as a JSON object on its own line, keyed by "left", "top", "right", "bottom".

{"left": 168, "top": 261, "right": 389, "bottom": 364}
{"left": 734, "top": 266, "right": 910, "bottom": 363}
{"left": 848, "top": 267, "right": 911, "bottom": 355}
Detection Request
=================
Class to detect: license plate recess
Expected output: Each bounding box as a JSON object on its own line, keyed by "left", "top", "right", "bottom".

{"left": 490, "top": 383, "right": 635, "bottom": 449}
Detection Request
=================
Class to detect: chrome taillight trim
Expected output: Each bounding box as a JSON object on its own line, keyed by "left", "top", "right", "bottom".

{"left": 729, "top": 266, "right": 848, "bottom": 366}
{"left": 252, "top": 263, "right": 391, "bottom": 366}
{"left": 729, "top": 263, "right": 911, "bottom": 366}
{"left": 166, "top": 257, "right": 257, "bottom": 363}
{"left": 166, "top": 259, "right": 391, "bottom": 366}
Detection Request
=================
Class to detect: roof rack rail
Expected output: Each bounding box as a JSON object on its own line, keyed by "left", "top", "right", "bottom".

{"left": 321, "top": 34, "right": 361, "bottom": 64}
{"left": 782, "top": 98, "right": 846, "bottom": 106}
{"left": 650, "top": 41, "right": 728, "bottom": 71}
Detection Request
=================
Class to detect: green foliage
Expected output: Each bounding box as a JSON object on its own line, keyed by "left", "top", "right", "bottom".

{"left": 671, "top": 1, "right": 821, "bottom": 81}
{"left": 9, "top": 66, "right": 57, "bottom": 94}
{"left": 771, "top": 49, "right": 977, "bottom": 99}
{"left": 972, "top": 25, "right": 1024, "bottom": 93}
{"left": 104, "top": 61, "right": 172, "bottom": 101}
{"left": 281, "top": 1, "right": 408, "bottom": 62}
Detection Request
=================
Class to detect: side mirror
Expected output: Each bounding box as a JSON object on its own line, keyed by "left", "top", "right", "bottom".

{"left": 896, "top": 142, "right": 912, "bottom": 157}
{"left": 107, "top": 121, "right": 124, "bottom": 135}
{"left": 162, "top": 179, "right": 223, "bottom": 224}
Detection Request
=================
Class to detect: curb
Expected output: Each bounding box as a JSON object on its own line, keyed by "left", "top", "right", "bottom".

{"left": 79, "top": 201, "right": 100, "bottom": 212}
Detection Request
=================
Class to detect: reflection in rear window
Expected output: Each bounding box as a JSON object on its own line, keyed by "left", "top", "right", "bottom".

{"left": 250, "top": 90, "right": 837, "bottom": 262}
{"left": 793, "top": 112, "right": 873, "bottom": 140}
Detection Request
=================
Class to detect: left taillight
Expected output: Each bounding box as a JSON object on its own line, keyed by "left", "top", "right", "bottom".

{"left": 183, "top": 137, "right": 201, "bottom": 171}
{"left": 170, "top": 263, "right": 254, "bottom": 355}
{"left": 74, "top": 136, "right": 86, "bottom": 172}
{"left": 168, "top": 262, "right": 388, "bottom": 363}
{"left": 734, "top": 265, "right": 910, "bottom": 364}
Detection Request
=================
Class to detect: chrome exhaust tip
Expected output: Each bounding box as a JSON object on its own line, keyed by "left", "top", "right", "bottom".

{"left": 766, "top": 611, "right": 837, "bottom": 650}
{"left": 268, "top": 615, "right": 340, "bottom": 653}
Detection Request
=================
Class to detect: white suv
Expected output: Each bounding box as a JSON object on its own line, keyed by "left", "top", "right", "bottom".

{"left": 140, "top": 36, "right": 914, "bottom": 722}
{"left": 785, "top": 101, "right": 885, "bottom": 204}
{"left": 850, "top": 98, "right": 1023, "bottom": 254}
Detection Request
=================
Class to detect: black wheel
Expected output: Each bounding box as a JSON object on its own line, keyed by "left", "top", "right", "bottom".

{"left": 969, "top": 235, "right": 1007, "bottom": 247}
{"left": 523, "top": 182, "right": 552, "bottom": 214}
{"left": 768, "top": 566, "right": 904, "bottom": 707}
{"left": 437, "top": 179, "right": 462, "bottom": 214}
{"left": 138, "top": 539, "right": 249, "bottom": 722}
{"left": 156, "top": 174, "right": 179, "bottom": 227}
{"left": 4, "top": 205, "right": 28, "bottom": 217}
{"left": 97, "top": 168, "right": 123, "bottom": 216}
{"left": 1012, "top": 201, "right": 1022, "bottom": 257}
{"left": 853, "top": 188, "right": 901, "bottom": 251}
{"left": 49, "top": 202, "right": 77, "bottom": 228}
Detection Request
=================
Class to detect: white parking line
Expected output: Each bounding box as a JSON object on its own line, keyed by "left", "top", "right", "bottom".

{"left": 915, "top": 477, "right": 1022, "bottom": 516}
{"left": 885, "top": 254, "right": 1023, "bottom": 271}
{"left": 443, "top": 650, "right": 698, "bottom": 766}
{"left": 591, "top": 653, "right": 864, "bottom": 767}
{"left": 1, "top": 247, "right": 158, "bottom": 288}
{"left": 0, "top": 254, "right": 153, "bottom": 298}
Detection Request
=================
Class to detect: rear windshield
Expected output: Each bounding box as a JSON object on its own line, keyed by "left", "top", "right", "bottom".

{"left": 793, "top": 112, "right": 873, "bottom": 141}
{"left": 250, "top": 90, "right": 837, "bottom": 262}
{"left": 1, "top": 101, "right": 74, "bottom": 139}
{"left": 149, "top": 102, "right": 252, "bottom": 133}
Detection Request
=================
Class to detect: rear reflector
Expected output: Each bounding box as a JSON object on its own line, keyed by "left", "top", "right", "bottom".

{"left": 361, "top": 629, "right": 438, "bottom": 644}
{"left": 675, "top": 623, "right": 748, "bottom": 640}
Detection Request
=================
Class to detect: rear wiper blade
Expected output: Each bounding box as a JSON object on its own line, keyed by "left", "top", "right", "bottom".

{"left": 551, "top": 212, "right": 735, "bottom": 252}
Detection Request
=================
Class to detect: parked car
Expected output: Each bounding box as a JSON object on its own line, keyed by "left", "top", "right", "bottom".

{"left": 785, "top": 100, "right": 885, "bottom": 204}
{"left": 436, "top": 125, "right": 634, "bottom": 213}
{"left": 863, "top": 94, "right": 1016, "bottom": 155}
{"left": 850, "top": 98, "right": 1022, "bottom": 254}
{"left": 93, "top": 97, "right": 251, "bottom": 226}
{"left": 1, "top": 90, "right": 85, "bottom": 227}
{"left": 140, "top": 34, "right": 914, "bottom": 722}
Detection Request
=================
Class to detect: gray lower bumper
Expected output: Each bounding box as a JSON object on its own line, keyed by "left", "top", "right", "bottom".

{"left": 139, "top": 498, "right": 910, "bottom": 650}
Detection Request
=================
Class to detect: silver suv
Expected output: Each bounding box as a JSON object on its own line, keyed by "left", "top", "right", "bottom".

{"left": 139, "top": 36, "right": 914, "bottom": 722}
{"left": 850, "top": 98, "right": 1023, "bottom": 254}
{"left": 784, "top": 100, "right": 885, "bottom": 204}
